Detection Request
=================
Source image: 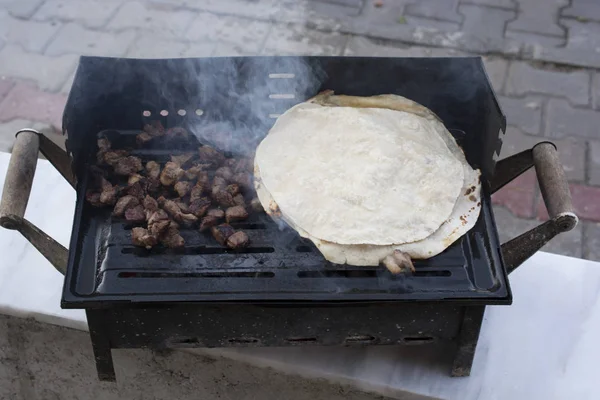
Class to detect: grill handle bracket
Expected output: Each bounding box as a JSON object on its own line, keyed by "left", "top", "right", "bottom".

{"left": 492, "top": 142, "right": 578, "bottom": 274}
{"left": 0, "top": 129, "right": 71, "bottom": 275}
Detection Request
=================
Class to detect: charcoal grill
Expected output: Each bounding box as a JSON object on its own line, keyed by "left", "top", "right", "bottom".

{"left": 0, "top": 56, "right": 578, "bottom": 381}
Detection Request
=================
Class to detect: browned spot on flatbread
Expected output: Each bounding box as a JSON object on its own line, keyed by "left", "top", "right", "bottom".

{"left": 465, "top": 187, "right": 474, "bottom": 195}
{"left": 459, "top": 215, "right": 467, "bottom": 226}
{"left": 469, "top": 195, "right": 476, "bottom": 202}
{"left": 268, "top": 200, "right": 282, "bottom": 217}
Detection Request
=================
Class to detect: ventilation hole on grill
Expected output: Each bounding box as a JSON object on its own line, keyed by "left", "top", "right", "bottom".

{"left": 121, "top": 246, "right": 275, "bottom": 255}
{"left": 118, "top": 271, "right": 275, "bottom": 278}
{"left": 228, "top": 337, "right": 259, "bottom": 344}
{"left": 269, "top": 94, "right": 295, "bottom": 99}
{"left": 160, "top": 110, "right": 169, "bottom": 116}
{"left": 295, "top": 245, "right": 312, "bottom": 253}
{"left": 174, "top": 337, "right": 199, "bottom": 344}
{"left": 142, "top": 110, "right": 152, "bottom": 117}
{"left": 268, "top": 113, "right": 281, "bottom": 119}
{"left": 345, "top": 335, "right": 376, "bottom": 344}
{"left": 297, "top": 270, "right": 377, "bottom": 278}
{"left": 229, "top": 223, "right": 266, "bottom": 230}
{"left": 268, "top": 73, "right": 295, "bottom": 79}
{"left": 286, "top": 337, "right": 317, "bottom": 343}
{"left": 413, "top": 270, "right": 452, "bottom": 277}
{"left": 403, "top": 336, "right": 435, "bottom": 344}
{"left": 195, "top": 109, "right": 204, "bottom": 116}
{"left": 177, "top": 109, "right": 186, "bottom": 116}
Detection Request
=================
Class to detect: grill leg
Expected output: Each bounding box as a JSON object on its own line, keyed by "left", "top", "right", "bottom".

{"left": 451, "top": 306, "right": 485, "bottom": 377}
{"left": 87, "top": 310, "right": 116, "bottom": 381}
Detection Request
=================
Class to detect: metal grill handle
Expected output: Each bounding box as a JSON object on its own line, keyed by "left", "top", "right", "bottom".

{"left": 491, "top": 141, "right": 578, "bottom": 274}
{"left": 0, "top": 130, "right": 70, "bottom": 275}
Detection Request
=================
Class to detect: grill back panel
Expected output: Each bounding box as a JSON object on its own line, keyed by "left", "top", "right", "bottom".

{"left": 62, "top": 56, "right": 510, "bottom": 307}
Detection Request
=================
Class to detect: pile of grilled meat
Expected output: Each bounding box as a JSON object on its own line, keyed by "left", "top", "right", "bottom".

{"left": 85, "top": 121, "right": 261, "bottom": 251}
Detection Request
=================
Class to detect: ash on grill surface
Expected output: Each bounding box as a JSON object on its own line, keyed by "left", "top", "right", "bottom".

{"left": 86, "top": 124, "right": 257, "bottom": 251}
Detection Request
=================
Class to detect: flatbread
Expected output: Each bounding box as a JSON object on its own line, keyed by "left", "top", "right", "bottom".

{"left": 255, "top": 97, "right": 464, "bottom": 245}
{"left": 254, "top": 92, "right": 482, "bottom": 266}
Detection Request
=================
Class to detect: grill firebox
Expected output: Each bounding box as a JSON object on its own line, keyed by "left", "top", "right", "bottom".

{"left": 0, "top": 56, "right": 578, "bottom": 382}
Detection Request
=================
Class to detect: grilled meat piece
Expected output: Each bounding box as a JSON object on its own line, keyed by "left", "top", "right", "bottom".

{"left": 178, "top": 212, "right": 198, "bottom": 226}
{"left": 114, "top": 156, "right": 143, "bottom": 176}
{"left": 113, "top": 195, "right": 140, "bottom": 217}
{"left": 146, "top": 161, "right": 161, "bottom": 180}
{"left": 145, "top": 177, "right": 161, "bottom": 193}
{"left": 225, "top": 205, "right": 248, "bottom": 223}
{"left": 132, "top": 227, "right": 158, "bottom": 249}
{"left": 136, "top": 132, "right": 153, "bottom": 145}
{"left": 165, "top": 127, "right": 189, "bottom": 140}
{"left": 160, "top": 222, "right": 185, "bottom": 249}
{"left": 142, "top": 195, "right": 158, "bottom": 212}
{"left": 232, "top": 172, "right": 252, "bottom": 190}
{"left": 99, "top": 177, "right": 117, "bottom": 205}
{"left": 174, "top": 181, "right": 192, "bottom": 197}
{"left": 382, "top": 250, "right": 415, "bottom": 275}
{"left": 149, "top": 219, "right": 170, "bottom": 237}
{"left": 233, "top": 194, "right": 245, "bottom": 207}
{"left": 126, "top": 181, "right": 146, "bottom": 199}
{"left": 226, "top": 184, "right": 240, "bottom": 197}
{"left": 171, "top": 152, "right": 195, "bottom": 168}
{"left": 160, "top": 162, "right": 185, "bottom": 186}
{"left": 98, "top": 137, "right": 111, "bottom": 152}
{"left": 175, "top": 201, "right": 190, "bottom": 214}
{"left": 213, "top": 189, "right": 235, "bottom": 208}
{"left": 102, "top": 150, "right": 128, "bottom": 166}
{"left": 189, "top": 197, "right": 211, "bottom": 218}
{"left": 207, "top": 208, "right": 225, "bottom": 219}
{"left": 212, "top": 176, "right": 227, "bottom": 189}
{"left": 215, "top": 166, "right": 233, "bottom": 181}
{"left": 226, "top": 231, "right": 249, "bottom": 250}
{"left": 157, "top": 196, "right": 167, "bottom": 207}
{"left": 185, "top": 165, "right": 203, "bottom": 180}
{"left": 163, "top": 199, "right": 197, "bottom": 225}
{"left": 125, "top": 205, "right": 146, "bottom": 223}
{"left": 198, "top": 145, "right": 225, "bottom": 166}
{"left": 199, "top": 215, "right": 220, "bottom": 231}
{"left": 163, "top": 199, "right": 183, "bottom": 218}
{"left": 144, "top": 120, "right": 165, "bottom": 137}
{"left": 250, "top": 197, "right": 263, "bottom": 212}
{"left": 128, "top": 173, "right": 144, "bottom": 185}
{"left": 147, "top": 209, "right": 169, "bottom": 226}
{"left": 85, "top": 191, "right": 103, "bottom": 207}
{"left": 211, "top": 224, "right": 235, "bottom": 246}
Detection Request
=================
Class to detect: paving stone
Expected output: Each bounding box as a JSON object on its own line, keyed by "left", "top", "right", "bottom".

{"left": 588, "top": 141, "right": 600, "bottom": 186}
{"left": 545, "top": 98, "right": 600, "bottom": 139}
{"left": 46, "top": 23, "right": 136, "bottom": 57}
{"left": 127, "top": 35, "right": 190, "bottom": 58}
{"left": 0, "top": 119, "right": 35, "bottom": 153}
{"left": 186, "top": 13, "right": 271, "bottom": 54}
{"left": 32, "top": 0, "right": 122, "bottom": 29}
{"left": 492, "top": 205, "right": 583, "bottom": 258}
{"left": 107, "top": 1, "right": 196, "bottom": 37}
{"left": 593, "top": 72, "right": 600, "bottom": 110}
{"left": 506, "top": 62, "right": 591, "bottom": 106}
{"left": 159, "top": 0, "right": 280, "bottom": 21}
{"left": 0, "top": 82, "right": 67, "bottom": 128}
{"left": 343, "top": 36, "right": 466, "bottom": 57}
{"left": 531, "top": 44, "right": 600, "bottom": 69}
{"left": 583, "top": 221, "right": 600, "bottom": 261}
{"left": 459, "top": 4, "right": 515, "bottom": 40}
{"left": 505, "top": 30, "right": 565, "bottom": 47}
{"left": 403, "top": 16, "right": 461, "bottom": 32}
{"left": 314, "top": 0, "right": 362, "bottom": 7}
{"left": 482, "top": 57, "right": 508, "bottom": 92}
{"left": 491, "top": 169, "right": 537, "bottom": 218}
{"left": 0, "top": 78, "right": 14, "bottom": 102}
{"left": 538, "top": 183, "right": 600, "bottom": 222}
{"left": 562, "top": 19, "right": 600, "bottom": 52}
{"left": 498, "top": 96, "right": 542, "bottom": 134}
{"left": 0, "top": 0, "right": 44, "bottom": 18}
{"left": 499, "top": 126, "right": 586, "bottom": 182}
{"left": 563, "top": 0, "right": 600, "bottom": 22}
{"left": 263, "top": 23, "right": 347, "bottom": 55}
{"left": 212, "top": 42, "right": 257, "bottom": 57}
{"left": 507, "top": 0, "right": 567, "bottom": 37}
{"left": 306, "top": 0, "right": 362, "bottom": 18}
{"left": 405, "top": 0, "right": 462, "bottom": 23}
{"left": 460, "top": 0, "right": 516, "bottom": 8}
{"left": 0, "top": 45, "right": 77, "bottom": 92}
{"left": 0, "top": 10, "right": 61, "bottom": 53}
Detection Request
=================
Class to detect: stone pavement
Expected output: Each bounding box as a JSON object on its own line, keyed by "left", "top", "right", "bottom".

{"left": 0, "top": 0, "right": 598, "bottom": 261}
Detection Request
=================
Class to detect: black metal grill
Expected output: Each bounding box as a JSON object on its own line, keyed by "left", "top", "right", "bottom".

{"left": 59, "top": 56, "right": 511, "bottom": 381}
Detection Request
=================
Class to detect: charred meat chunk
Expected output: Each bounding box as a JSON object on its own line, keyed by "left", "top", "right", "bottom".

{"left": 178, "top": 212, "right": 198, "bottom": 226}
{"left": 99, "top": 177, "right": 117, "bottom": 205}
{"left": 165, "top": 127, "right": 189, "bottom": 140}
{"left": 145, "top": 161, "right": 161, "bottom": 180}
{"left": 226, "top": 184, "right": 240, "bottom": 197}
{"left": 233, "top": 194, "right": 245, "bottom": 207}
{"left": 102, "top": 150, "right": 128, "bottom": 166}
{"left": 185, "top": 165, "right": 203, "bottom": 180}
{"left": 198, "top": 145, "right": 225, "bottom": 166}
{"left": 225, "top": 205, "right": 248, "bottom": 223}
{"left": 86, "top": 191, "right": 103, "bottom": 207}
{"left": 211, "top": 224, "right": 235, "bottom": 246}
{"left": 382, "top": 250, "right": 415, "bottom": 275}
{"left": 144, "top": 121, "right": 165, "bottom": 137}
{"left": 163, "top": 199, "right": 197, "bottom": 225}
{"left": 128, "top": 173, "right": 144, "bottom": 185}
{"left": 199, "top": 215, "right": 220, "bottom": 232}
{"left": 98, "top": 137, "right": 111, "bottom": 152}
{"left": 132, "top": 227, "right": 157, "bottom": 249}
{"left": 136, "top": 132, "right": 153, "bottom": 145}
{"left": 160, "top": 162, "right": 185, "bottom": 186}
{"left": 114, "top": 156, "right": 143, "bottom": 176}
{"left": 231, "top": 172, "right": 252, "bottom": 190}
{"left": 149, "top": 219, "right": 170, "bottom": 237}
{"left": 213, "top": 189, "right": 235, "bottom": 208}
{"left": 175, "top": 201, "right": 190, "bottom": 214}
{"left": 142, "top": 195, "right": 158, "bottom": 212}
{"left": 147, "top": 209, "right": 169, "bottom": 226}
{"left": 171, "top": 152, "right": 195, "bottom": 168}
{"left": 113, "top": 195, "right": 140, "bottom": 217}
{"left": 145, "top": 177, "right": 161, "bottom": 193}
{"left": 226, "top": 231, "right": 249, "bottom": 250}
{"left": 125, "top": 205, "right": 146, "bottom": 223}
{"left": 174, "top": 181, "right": 192, "bottom": 198}
{"left": 207, "top": 208, "right": 225, "bottom": 219}
{"left": 189, "top": 197, "right": 212, "bottom": 218}
{"left": 160, "top": 222, "right": 185, "bottom": 249}
{"left": 126, "top": 181, "right": 146, "bottom": 199}
{"left": 215, "top": 166, "right": 233, "bottom": 181}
